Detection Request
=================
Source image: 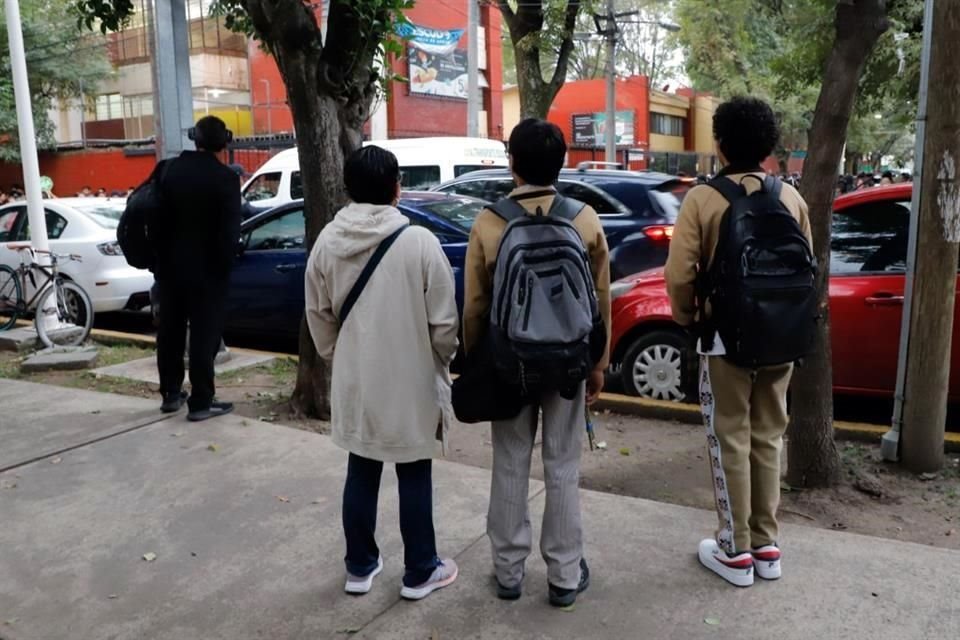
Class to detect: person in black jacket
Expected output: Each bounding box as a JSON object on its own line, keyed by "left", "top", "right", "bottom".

{"left": 155, "top": 116, "right": 242, "bottom": 421}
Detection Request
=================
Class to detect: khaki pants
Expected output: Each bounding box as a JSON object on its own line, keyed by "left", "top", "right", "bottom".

{"left": 699, "top": 355, "right": 793, "bottom": 554}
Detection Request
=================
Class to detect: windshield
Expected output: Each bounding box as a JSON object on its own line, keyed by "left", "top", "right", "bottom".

{"left": 72, "top": 201, "right": 126, "bottom": 229}
{"left": 648, "top": 189, "right": 682, "bottom": 222}
{"left": 414, "top": 196, "right": 483, "bottom": 231}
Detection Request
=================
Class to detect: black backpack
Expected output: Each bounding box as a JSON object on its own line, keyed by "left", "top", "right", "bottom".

{"left": 117, "top": 160, "right": 170, "bottom": 270}
{"left": 487, "top": 194, "right": 606, "bottom": 398}
{"left": 698, "top": 176, "right": 818, "bottom": 368}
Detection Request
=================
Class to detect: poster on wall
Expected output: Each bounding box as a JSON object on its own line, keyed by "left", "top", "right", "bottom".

{"left": 396, "top": 21, "right": 468, "bottom": 100}
{"left": 572, "top": 111, "right": 635, "bottom": 147}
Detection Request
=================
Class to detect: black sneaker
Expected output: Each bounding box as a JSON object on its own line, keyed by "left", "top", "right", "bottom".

{"left": 548, "top": 558, "right": 590, "bottom": 608}
{"left": 187, "top": 401, "right": 235, "bottom": 422}
{"left": 496, "top": 578, "right": 522, "bottom": 601}
{"left": 160, "top": 390, "right": 187, "bottom": 413}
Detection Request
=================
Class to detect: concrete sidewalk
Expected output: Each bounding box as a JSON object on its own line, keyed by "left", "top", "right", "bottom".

{"left": 0, "top": 379, "right": 957, "bottom": 640}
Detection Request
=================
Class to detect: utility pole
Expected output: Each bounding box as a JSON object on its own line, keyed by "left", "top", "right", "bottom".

{"left": 151, "top": 0, "right": 194, "bottom": 159}
{"left": 467, "top": 0, "right": 480, "bottom": 137}
{"left": 895, "top": 0, "right": 960, "bottom": 472}
{"left": 4, "top": 0, "right": 50, "bottom": 252}
{"left": 604, "top": 0, "right": 617, "bottom": 164}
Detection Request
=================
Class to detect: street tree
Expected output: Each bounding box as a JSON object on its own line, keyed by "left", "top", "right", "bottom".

{"left": 497, "top": 1, "right": 587, "bottom": 119}
{"left": 0, "top": 0, "right": 111, "bottom": 162}
{"left": 75, "top": 0, "right": 414, "bottom": 419}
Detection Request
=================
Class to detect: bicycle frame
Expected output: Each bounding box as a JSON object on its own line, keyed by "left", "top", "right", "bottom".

{"left": 8, "top": 247, "right": 69, "bottom": 313}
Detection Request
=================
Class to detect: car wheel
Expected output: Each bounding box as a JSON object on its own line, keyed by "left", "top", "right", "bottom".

{"left": 620, "top": 330, "right": 690, "bottom": 401}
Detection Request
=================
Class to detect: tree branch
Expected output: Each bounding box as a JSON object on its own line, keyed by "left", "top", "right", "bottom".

{"left": 548, "top": 1, "right": 582, "bottom": 92}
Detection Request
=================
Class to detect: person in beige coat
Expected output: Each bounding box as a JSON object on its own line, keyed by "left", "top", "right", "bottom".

{"left": 305, "top": 146, "right": 459, "bottom": 601}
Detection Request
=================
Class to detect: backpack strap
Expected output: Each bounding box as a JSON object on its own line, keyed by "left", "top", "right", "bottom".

{"left": 706, "top": 176, "right": 747, "bottom": 204}
{"left": 487, "top": 197, "right": 530, "bottom": 222}
{"left": 763, "top": 175, "right": 783, "bottom": 199}
{"left": 338, "top": 225, "right": 408, "bottom": 327}
{"left": 548, "top": 194, "right": 587, "bottom": 221}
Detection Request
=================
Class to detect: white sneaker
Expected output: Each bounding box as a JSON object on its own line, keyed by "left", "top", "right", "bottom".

{"left": 752, "top": 545, "right": 782, "bottom": 580}
{"left": 698, "top": 538, "right": 754, "bottom": 588}
{"left": 399, "top": 558, "right": 459, "bottom": 600}
{"left": 345, "top": 556, "right": 383, "bottom": 595}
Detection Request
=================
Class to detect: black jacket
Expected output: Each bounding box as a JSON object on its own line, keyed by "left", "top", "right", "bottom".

{"left": 155, "top": 151, "right": 242, "bottom": 282}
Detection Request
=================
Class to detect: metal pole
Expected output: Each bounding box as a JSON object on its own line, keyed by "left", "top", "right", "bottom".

{"left": 467, "top": 0, "right": 480, "bottom": 137}
{"left": 152, "top": 0, "right": 194, "bottom": 159}
{"left": 604, "top": 0, "right": 617, "bottom": 164}
{"left": 884, "top": 0, "right": 935, "bottom": 462}
{"left": 260, "top": 78, "right": 272, "bottom": 135}
{"left": 4, "top": 0, "right": 50, "bottom": 253}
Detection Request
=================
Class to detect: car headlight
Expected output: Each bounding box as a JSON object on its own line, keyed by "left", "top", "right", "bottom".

{"left": 610, "top": 280, "right": 637, "bottom": 300}
{"left": 97, "top": 241, "right": 124, "bottom": 256}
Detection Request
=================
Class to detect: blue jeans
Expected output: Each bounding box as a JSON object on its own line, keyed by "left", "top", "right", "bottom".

{"left": 343, "top": 453, "right": 440, "bottom": 588}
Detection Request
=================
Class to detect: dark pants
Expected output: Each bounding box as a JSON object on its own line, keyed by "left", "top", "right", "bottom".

{"left": 343, "top": 453, "right": 440, "bottom": 588}
{"left": 155, "top": 277, "right": 227, "bottom": 412}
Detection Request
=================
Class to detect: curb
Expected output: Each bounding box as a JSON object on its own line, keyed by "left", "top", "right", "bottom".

{"left": 594, "top": 392, "right": 960, "bottom": 454}
{"left": 89, "top": 328, "right": 298, "bottom": 361}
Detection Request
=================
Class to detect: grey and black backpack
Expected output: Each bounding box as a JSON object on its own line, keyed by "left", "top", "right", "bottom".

{"left": 488, "top": 193, "right": 605, "bottom": 398}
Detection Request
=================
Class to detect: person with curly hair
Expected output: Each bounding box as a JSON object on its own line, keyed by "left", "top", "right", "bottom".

{"left": 664, "top": 97, "right": 812, "bottom": 587}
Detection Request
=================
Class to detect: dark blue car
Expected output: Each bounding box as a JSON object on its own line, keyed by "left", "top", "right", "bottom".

{"left": 433, "top": 167, "right": 692, "bottom": 281}
{"left": 224, "top": 192, "right": 481, "bottom": 341}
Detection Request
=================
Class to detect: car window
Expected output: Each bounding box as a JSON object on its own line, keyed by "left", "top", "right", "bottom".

{"left": 413, "top": 196, "right": 483, "bottom": 232}
{"left": 243, "top": 172, "right": 282, "bottom": 202}
{"left": 557, "top": 181, "right": 623, "bottom": 214}
{"left": 71, "top": 202, "right": 126, "bottom": 229}
{"left": 246, "top": 209, "right": 305, "bottom": 251}
{"left": 831, "top": 200, "right": 909, "bottom": 274}
{"left": 17, "top": 211, "right": 68, "bottom": 240}
{"left": 0, "top": 209, "right": 21, "bottom": 242}
{"left": 648, "top": 189, "right": 681, "bottom": 223}
{"left": 290, "top": 172, "right": 303, "bottom": 199}
{"left": 401, "top": 166, "right": 442, "bottom": 190}
{"left": 438, "top": 180, "right": 487, "bottom": 200}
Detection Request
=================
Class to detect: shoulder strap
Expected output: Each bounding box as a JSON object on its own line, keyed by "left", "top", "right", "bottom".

{"left": 548, "top": 194, "right": 587, "bottom": 221}
{"left": 338, "top": 225, "right": 408, "bottom": 327}
{"left": 706, "top": 176, "right": 747, "bottom": 204}
{"left": 487, "top": 197, "right": 529, "bottom": 222}
{"left": 763, "top": 175, "right": 783, "bottom": 199}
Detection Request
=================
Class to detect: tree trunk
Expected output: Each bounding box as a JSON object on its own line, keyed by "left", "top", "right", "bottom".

{"left": 787, "top": 0, "right": 888, "bottom": 488}
{"left": 900, "top": 0, "right": 960, "bottom": 473}
{"left": 515, "top": 45, "right": 555, "bottom": 119}
{"left": 273, "top": 37, "right": 366, "bottom": 420}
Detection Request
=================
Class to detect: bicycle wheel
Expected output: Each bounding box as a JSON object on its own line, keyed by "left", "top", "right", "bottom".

{"left": 35, "top": 280, "right": 94, "bottom": 348}
{"left": 0, "top": 265, "right": 22, "bottom": 331}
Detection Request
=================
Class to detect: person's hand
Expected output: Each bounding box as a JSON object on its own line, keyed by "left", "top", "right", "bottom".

{"left": 586, "top": 368, "right": 605, "bottom": 405}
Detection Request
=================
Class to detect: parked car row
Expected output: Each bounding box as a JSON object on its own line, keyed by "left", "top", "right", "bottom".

{"left": 608, "top": 184, "right": 932, "bottom": 402}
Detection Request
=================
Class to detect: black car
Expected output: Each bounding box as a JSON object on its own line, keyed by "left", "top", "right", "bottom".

{"left": 432, "top": 166, "right": 692, "bottom": 280}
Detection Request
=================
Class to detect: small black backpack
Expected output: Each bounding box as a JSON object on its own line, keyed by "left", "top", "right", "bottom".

{"left": 117, "top": 160, "right": 170, "bottom": 270}
{"left": 698, "top": 176, "right": 818, "bottom": 368}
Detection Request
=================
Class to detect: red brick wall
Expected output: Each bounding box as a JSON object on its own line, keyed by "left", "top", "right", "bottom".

{"left": 0, "top": 150, "right": 155, "bottom": 196}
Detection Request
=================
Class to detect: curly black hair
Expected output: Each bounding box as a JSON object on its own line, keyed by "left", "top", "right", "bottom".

{"left": 712, "top": 97, "right": 780, "bottom": 166}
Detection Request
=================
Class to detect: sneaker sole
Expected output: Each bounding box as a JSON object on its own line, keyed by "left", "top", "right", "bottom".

{"left": 399, "top": 566, "right": 459, "bottom": 600}
{"left": 187, "top": 406, "right": 235, "bottom": 422}
{"left": 754, "top": 560, "right": 781, "bottom": 581}
{"left": 345, "top": 560, "right": 383, "bottom": 595}
{"left": 698, "top": 549, "right": 754, "bottom": 588}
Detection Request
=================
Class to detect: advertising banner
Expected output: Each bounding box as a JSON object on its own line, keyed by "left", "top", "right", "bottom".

{"left": 572, "top": 111, "right": 635, "bottom": 147}
{"left": 397, "top": 21, "right": 468, "bottom": 100}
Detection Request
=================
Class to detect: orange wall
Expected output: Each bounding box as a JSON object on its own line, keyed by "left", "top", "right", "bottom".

{"left": 547, "top": 77, "right": 652, "bottom": 168}
{"left": 249, "top": 41, "right": 296, "bottom": 136}
{"left": 0, "top": 149, "right": 156, "bottom": 196}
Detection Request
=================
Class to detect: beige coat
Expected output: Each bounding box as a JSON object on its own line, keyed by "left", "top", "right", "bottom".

{"left": 305, "top": 202, "right": 459, "bottom": 463}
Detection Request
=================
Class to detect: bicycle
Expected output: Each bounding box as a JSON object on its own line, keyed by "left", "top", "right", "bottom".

{"left": 0, "top": 244, "right": 94, "bottom": 348}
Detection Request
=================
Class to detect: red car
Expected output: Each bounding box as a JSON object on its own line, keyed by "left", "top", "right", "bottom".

{"left": 609, "top": 184, "right": 942, "bottom": 401}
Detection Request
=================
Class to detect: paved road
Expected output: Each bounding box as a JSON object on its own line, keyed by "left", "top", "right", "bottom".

{"left": 1, "top": 379, "right": 957, "bottom": 640}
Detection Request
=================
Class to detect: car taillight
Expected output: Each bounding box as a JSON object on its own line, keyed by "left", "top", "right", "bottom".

{"left": 97, "top": 241, "right": 124, "bottom": 256}
{"left": 643, "top": 225, "right": 674, "bottom": 242}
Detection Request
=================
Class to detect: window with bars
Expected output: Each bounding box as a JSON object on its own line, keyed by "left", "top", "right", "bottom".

{"left": 651, "top": 113, "right": 685, "bottom": 137}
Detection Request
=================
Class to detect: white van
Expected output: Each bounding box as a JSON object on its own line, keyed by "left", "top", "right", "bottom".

{"left": 241, "top": 137, "right": 508, "bottom": 209}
